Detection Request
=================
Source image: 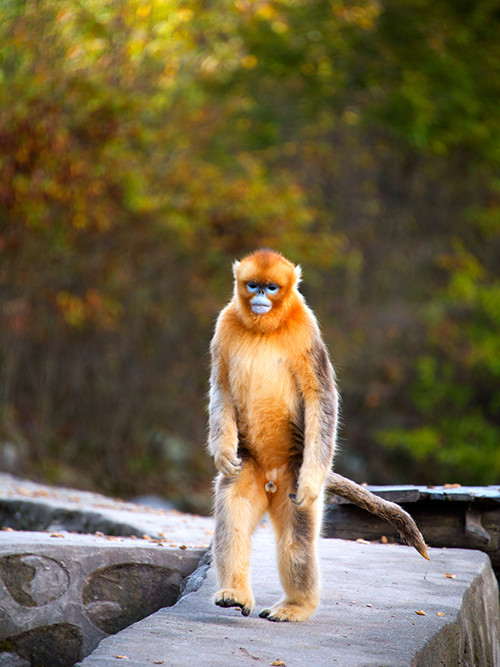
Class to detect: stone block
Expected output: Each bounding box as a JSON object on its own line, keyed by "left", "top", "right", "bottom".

{"left": 0, "top": 532, "right": 206, "bottom": 666}
{"left": 79, "top": 527, "right": 500, "bottom": 667}
{"left": 0, "top": 475, "right": 214, "bottom": 666}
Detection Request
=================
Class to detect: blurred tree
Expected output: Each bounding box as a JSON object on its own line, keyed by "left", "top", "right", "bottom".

{"left": 0, "top": 0, "right": 341, "bottom": 509}
{"left": 1, "top": 0, "right": 499, "bottom": 510}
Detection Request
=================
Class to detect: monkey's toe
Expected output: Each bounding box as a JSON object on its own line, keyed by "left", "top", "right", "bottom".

{"left": 260, "top": 608, "right": 291, "bottom": 622}
{"left": 259, "top": 603, "right": 315, "bottom": 622}
{"left": 216, "top": 597, "right": 238, "bottom": 608}
{"left": 215, "top": 589, "right": 253, "bottom": 617}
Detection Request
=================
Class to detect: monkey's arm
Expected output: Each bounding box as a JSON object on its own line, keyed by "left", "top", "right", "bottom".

{"left": 291, "top": 339, "right": 338, "bottom": 510}
{"left": 208, "top": 348, "right": 241, "bottom": 477}
{"left": 326, "top": 471, "right": 429, "bottom": 560}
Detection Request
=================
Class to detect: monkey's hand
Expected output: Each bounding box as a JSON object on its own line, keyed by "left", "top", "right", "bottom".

{"left": 289, "top": 482, "right": 320, "bottom": 510}
{"left": 214, "top": 450, "right": 242, "bottom": 478}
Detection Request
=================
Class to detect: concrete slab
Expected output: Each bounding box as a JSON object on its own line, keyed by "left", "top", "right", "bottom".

{"left": 326, "top": 484, "right": 500, "bottom": 577}
{"left": 0, "top": 531, "right": 206, "bottom": 665}
{"left": 0, "top": 474, "right": 214, "bottom": 664}
{"left": 78, "top": 526, "right": 500, "bottom": 667}
{"left": 0, "top": 473, "right": 213, "bottom": 546}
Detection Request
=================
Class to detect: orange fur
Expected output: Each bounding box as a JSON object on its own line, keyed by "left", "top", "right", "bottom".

{"left": 209, "top": 250, "right": 428, "bottom": 623}
{"left": 208, "top": 249, "right": 338, "bottom": 622}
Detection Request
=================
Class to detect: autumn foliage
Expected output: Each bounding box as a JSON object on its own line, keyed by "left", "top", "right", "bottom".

{"left": 1, "top": 0, "right": 499, "bottom": 510}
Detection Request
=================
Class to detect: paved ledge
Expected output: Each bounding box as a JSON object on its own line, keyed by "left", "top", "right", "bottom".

{"left": 0, "top": 473, "right": 213, "bottom": 546}
{"left": 0, "top": 531, "right": 205, "bottom": 664}
{"left": 0, "top": 474, "right": 213, "bottom": 665}
{"left": 326, "top": 484, "right": 500, "bottom": 577}
{"left": 79, "top": 526, "right": 500, "bottom": 667}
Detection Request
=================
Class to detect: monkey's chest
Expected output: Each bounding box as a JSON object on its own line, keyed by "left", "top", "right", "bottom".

{"left": 228, "top": 347, "right": 298, "bottom": 460}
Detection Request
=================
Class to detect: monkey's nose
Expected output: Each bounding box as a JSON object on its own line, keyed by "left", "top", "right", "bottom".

{"left": 265, "top": 480, "right": 277, "bottom": 493}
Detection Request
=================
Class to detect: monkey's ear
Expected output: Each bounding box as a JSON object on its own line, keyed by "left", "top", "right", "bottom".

{"left": 232, "top": 260, "right": 240, "bottom": 278}
{"left": 294, "top": 264, "right": 302, "bottom": 285}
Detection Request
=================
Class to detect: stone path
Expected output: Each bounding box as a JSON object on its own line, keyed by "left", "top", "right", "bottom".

{"left": 1, "top": 474, "right": 499, "bottom": 667}
{"left": 79, "top": 526, "right": 500, "bottom": 667}
{"left": 0, "top": 473, "right": 213, "bottom": 546}
{"left": 0, "top": 474, "right": 211, "bottom": 666}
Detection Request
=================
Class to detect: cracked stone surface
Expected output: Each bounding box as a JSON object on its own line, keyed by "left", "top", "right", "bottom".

{"left": 79, "top": 526, "right": 500, "bottom": 667}
{"left": 1, "top": 474, "right": 499, "bottom": 667}
{"left": 0, "top": 475, "right": 212, "bottom": 665}
{"left": 0, "top": 473, "right": 213, "bottom": 546}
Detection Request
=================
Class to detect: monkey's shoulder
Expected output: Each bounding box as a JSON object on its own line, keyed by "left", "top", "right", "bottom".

{"left": 211, "top": 301, "right": 333, "bottom": 378}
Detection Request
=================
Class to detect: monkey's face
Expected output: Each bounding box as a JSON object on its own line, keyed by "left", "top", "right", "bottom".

{"left": 246, "top": 281, "right": 280, "bottom": 315}
{"left": 235, "top": 259, "right": 290, "bottom": 317}
{"left": 232, "top": 249, "right": 301, "bottom": 331}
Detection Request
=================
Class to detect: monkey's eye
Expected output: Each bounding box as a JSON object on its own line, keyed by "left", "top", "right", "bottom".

{"left": 265, "top": 284, "right": 279, "bottom": 295}
{"left": 247, "top": 282, "right": 259, "bottom": 293}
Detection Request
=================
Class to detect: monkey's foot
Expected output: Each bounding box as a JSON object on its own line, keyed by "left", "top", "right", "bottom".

{"left": 259, "top": 601, "right": 316, "bottom": 622}
{"left": 215, "top": 588, "right": 254, "bottom": 617}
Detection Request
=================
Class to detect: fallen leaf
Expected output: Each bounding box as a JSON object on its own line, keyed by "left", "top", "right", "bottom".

{"left": 437, "top": 612, "right": 445, "bottom": 617}
{"left": 356, "top": 538, "right": 370, "bottom": 545}
{"left": 271, "top": 661, "right": 286, "bottom": 666}
{"left": 113, "top": 656, "right": 128, "bottom": 660}
{"left": 380, "top": 535, "right": 388, "bottom": 544}
{"left": 443, "top": 483, "right": 461, "bottom": 489}
{"left": 445, "top": 573, "right": 456, "bottom": 579}
{"left": 415, "top": 610, "right": 426, "bottom": 616}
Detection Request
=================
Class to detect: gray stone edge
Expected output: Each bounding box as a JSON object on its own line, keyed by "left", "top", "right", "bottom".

{"left": 413, "top": 558, "right": 500, "bottom": 667}
{"left": 178, "top": 548, "right": 212, "bottom": 599}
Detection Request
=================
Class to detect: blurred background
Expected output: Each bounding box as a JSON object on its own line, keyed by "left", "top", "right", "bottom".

{"left": 1, "top": 0, "right": 499, "bottom": 514}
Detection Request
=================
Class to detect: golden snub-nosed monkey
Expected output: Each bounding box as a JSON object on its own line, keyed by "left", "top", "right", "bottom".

{"left": 208, "top": 249, "right": 428, "bottom": 623}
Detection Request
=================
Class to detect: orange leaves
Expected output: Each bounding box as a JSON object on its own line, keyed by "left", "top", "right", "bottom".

{"left": 55, "top": 290, "right": 123, "bottom": 331}
{"left": 56, "top": 292, "right": 87, "bottom": 329}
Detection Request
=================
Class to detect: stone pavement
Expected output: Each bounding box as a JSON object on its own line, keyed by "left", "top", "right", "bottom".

{"left": 79, "top": 525, "right": 500, "bottom": 667}
{"left": 0, "top": 473, "right": 213, "bottom": 546}
{"left": 0, "top": 531, "right": 205, "bottom": 665}
{"left": 1, "top": 474, "right": 499, "bottom": 666}
{"left": 0, "top": 474, "right": 212, "bottom": 665}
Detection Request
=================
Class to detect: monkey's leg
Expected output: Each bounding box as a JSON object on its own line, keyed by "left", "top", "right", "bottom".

{"left": 213, "top": 465, "right": 268, "bottom": 617}
{"left": 262, "top": 486, "right": 323, "bottom": 622}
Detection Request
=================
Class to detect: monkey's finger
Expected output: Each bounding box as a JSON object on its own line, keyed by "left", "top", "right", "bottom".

{"left": 219, "top": 458, "right": 242, "bottom": 477}
{"left": 289, "top": 493, "right": 303, "bottom": 507}
{"left": 227, "top": 458, "right": 242, "bottom": 473}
